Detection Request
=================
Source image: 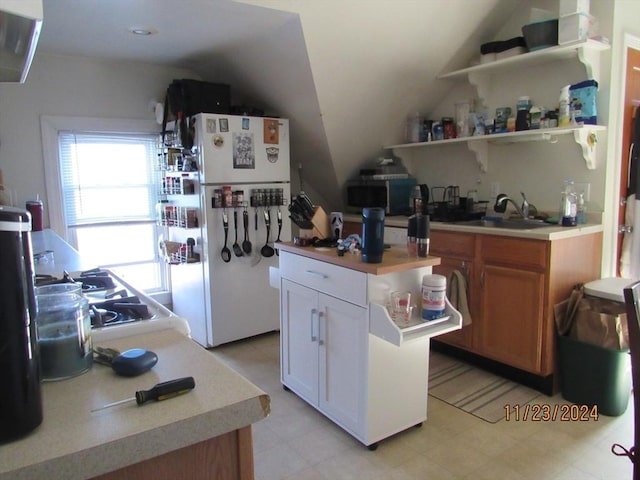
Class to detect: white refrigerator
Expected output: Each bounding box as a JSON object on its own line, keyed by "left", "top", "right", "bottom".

{"left": 167, "top": 113, "right": 291, "bottom": 347}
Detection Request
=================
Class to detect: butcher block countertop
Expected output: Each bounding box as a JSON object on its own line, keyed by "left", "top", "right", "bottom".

{"left": 0, "top": 329, "right": 269, "bottom": 480}
{"left": 275, "top": 242, "right": 440, "bottom": 275}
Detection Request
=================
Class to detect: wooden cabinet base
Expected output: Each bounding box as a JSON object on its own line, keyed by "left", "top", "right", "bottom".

{"left": 91, "top": 426, "right": 254, "bottom": 480}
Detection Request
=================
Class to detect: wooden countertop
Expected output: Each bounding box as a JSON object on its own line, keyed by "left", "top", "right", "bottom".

{"left": 0, "top": 330, "right": 269, "bottom": 480}
{"left": 275, "top": 242, "right": 440, "bottom": 275}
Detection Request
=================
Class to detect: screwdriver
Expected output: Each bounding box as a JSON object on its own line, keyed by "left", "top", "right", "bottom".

{"left": 92, "top": 377, "right": 195, "bottom": 412}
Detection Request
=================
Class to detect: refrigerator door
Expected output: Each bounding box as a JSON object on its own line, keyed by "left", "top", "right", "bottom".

{"left": 201, "top": 182, "right": 292, "bottom": 346}
{"left": 195, "top": 114, "right": 290, "bottom": 184}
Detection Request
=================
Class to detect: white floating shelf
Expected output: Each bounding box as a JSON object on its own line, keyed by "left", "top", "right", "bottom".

{"left": 369, "top": 298, "right": 462, "bottom": 347}
{"left": 385, "top": 125, "right": 606, "bottom": 172}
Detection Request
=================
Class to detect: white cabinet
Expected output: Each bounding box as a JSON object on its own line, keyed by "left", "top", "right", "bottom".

{"left": 281, "top": 279, "right": 367, "bottom": 435}
{"left": 277, "top": 249, "right": 462, "bottom": 448}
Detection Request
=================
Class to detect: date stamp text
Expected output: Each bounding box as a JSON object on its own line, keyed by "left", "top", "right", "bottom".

{"left": 505, "top": 403, "right": 599, "bottom": 422}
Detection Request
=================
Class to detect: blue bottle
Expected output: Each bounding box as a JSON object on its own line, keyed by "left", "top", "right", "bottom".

{"left": 361, "top": 207, "right": 385, "bottom": 263}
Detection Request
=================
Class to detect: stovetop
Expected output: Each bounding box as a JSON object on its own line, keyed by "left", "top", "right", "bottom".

{"left": 35, "top": 268, "right": 154, "bottom": 328}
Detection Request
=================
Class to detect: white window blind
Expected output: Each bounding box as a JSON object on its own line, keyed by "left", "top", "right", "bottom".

{"left": 56, "top": 130, "right": 167, "bottom": 293}
{"left": 58, "top": 132, "right": 158, "bottom": 226}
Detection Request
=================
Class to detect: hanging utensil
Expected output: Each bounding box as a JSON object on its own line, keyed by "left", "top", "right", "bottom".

{"left": 261, "top": 208, "right": 275, "bottom": 257}
{"left": 275, "top": 208, "right": 283, "bottom": 256}
{"left": 242, "top": 208, "right": 252, "bottom": 254}
{"left": 232, "top": 209, "right": 243, "bottom": 257}
{"left": 220, "top": 211, "right": 231, "bottom": 263}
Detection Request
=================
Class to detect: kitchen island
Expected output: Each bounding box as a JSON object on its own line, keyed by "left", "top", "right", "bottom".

{"left": 274, "top": 242, "right": 462, "bottom": 449}
{"left": 0, "top": 328, "right": 269, "bottom": 480}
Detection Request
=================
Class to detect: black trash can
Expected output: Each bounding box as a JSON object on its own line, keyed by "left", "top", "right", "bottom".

{"left": 557, "top": 334, "right": 631, "bottom": 417}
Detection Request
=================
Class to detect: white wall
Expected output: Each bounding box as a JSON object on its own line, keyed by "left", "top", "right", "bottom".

{"left": 0, "top": 53, "right": 197, "bottom": 227}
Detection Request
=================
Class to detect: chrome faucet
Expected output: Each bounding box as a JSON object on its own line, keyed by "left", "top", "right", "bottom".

{"left": 495, "top": 192, "right": 530, "bottom": 219}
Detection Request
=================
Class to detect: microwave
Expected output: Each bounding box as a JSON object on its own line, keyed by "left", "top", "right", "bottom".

{"left": 346, "top": 178, "right": 417, "bottom": 216}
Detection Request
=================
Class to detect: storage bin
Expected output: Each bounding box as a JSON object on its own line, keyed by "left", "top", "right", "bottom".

{"left": 559, "top": 13, "right": 596, "bottom": 45}
{"left": 557, "top": 334, "right": 631, "bottom": 416}
{"left": 559, "top": 0, "right": 590, "bottom": 17}
{"left": 522, "top": 19, "right": 559, "bottom": 51}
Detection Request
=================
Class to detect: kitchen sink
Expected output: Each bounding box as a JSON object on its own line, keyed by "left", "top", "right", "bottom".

{"left": 450, "top": 218, "right": 551, "bottom": 230}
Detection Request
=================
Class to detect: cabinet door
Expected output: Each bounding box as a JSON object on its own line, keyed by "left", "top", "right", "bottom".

{"left": 433, "top": 256, "right": 475, "bottom": 349}
{"left": 318, "top": 293, "right": 367, "bottom": 435}
{"left": 478, "top": 264, "right": 545, "bottom": 373}
{"left": 281, "top": 279, "right": 319, "bottom": 404}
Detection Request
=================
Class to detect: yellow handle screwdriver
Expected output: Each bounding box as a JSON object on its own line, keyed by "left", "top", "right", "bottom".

{"left": 92, "top": 377, "right": 195, "bottom": 412}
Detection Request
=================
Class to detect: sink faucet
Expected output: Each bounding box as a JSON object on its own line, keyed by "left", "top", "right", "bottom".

{"left": 495, "top": 192, "right": 530, "bottom": 219}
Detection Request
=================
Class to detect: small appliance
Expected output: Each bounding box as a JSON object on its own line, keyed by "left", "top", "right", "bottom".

{"left": 346, "top": 178, "right": 417, "bottom": 216}
{"left": 0, "top": 206, "right": 42, "bottom": 442}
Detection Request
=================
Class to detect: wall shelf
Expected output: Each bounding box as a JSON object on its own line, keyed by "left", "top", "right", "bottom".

{"left": 385, "top": 125, "right": 606, "bottom": 172}
{"left": 438, "top": 39, "right": 610, "bottom": 101}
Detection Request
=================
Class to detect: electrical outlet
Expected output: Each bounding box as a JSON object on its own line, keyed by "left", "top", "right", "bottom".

{"left": 490, "top": 181, "right": 500, "bottom": 198}
{"left": 574, "top": 182, "right": 591, "bottom": 202}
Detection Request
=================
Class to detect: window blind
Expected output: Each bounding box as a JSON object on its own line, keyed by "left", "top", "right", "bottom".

{"left": 58, "top": 131, "right": 158, "bottom": 226}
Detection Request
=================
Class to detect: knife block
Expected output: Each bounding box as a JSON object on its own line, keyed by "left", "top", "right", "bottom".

{"left": 300, "top": 207, "right": 330, "bottom": 239}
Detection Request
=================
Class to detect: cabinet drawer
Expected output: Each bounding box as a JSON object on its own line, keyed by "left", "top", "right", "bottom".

{"left": 430, "top": 231, "right": 476, "bottom": 259}
{"left": 480, "top": 235, "right": 548, "bottom": 270}
{"left": 279, "top": 252, "right": 367, "bottom": 306}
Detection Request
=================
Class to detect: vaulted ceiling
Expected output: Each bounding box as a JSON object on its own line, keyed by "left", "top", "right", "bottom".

{"left": 38, "top": 0, "right": 524, "bottom": 209}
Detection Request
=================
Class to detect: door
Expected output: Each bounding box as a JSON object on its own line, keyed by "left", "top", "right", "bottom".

{"left": 478, "top": 265, "right": 545, "bottom": 374}
{"left": 281, "top": 280, "right": 319, "bottom": 404}
{"left": 318, "top": 293, "right": 367, "bottom": 435}
{"left": 618, "top": 47, "right": 640, "bottom": 276}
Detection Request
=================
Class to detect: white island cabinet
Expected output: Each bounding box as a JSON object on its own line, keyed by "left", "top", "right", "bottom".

{"left": 274, "top": 243, "right": 462, "bottom": 449}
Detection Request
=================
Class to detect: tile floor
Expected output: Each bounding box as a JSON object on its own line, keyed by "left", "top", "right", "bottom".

{"left": 212, "top": 333, "right": 634, "bottom": 480}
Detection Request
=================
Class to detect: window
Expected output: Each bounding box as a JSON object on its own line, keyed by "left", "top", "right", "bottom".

{"left": 41, "top": 116, "right": 168, "bottom": 296}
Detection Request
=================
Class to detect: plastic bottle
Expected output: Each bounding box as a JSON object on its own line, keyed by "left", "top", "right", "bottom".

{"left": 559, "top": 85, "right": 571, "bottom": 127}
{"left": 560, "top": 180, "right": 577, "bottom": 227}
{"left": 576, "top": 192, "right": 586, "bottom": 224}
{"left": 422, "top": 274, "right": 446, "bottom": 320}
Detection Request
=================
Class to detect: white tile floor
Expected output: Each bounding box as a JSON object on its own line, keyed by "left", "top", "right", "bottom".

{"left": 211, "top": 333, "right": 634, "bottom": 480}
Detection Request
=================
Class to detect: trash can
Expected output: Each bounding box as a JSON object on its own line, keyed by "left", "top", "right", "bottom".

{"left": 557, "top": 334, "right": 631, "bottom": 417}
{"left": 555, "top": 280, "right": 632, "bottom": 417}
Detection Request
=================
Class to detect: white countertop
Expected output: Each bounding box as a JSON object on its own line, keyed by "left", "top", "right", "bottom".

{"left": 0, "top": 329, "right": 269, "bottom": 480}
{"left": 344, "top": 214, "right": 603, "bottom": 240}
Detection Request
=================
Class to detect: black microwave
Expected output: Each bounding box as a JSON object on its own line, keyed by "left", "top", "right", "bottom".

{"left": 346, "top": 178, "right": 417, "bottom": 216}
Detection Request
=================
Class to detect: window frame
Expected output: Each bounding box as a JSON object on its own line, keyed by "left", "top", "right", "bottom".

{"left": 40, "top": 115, "right": 170, "bottom": 301}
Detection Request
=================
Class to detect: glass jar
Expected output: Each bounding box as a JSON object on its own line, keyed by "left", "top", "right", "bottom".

{"left": 36, "top": 292, "right": 92, "bottom": 381}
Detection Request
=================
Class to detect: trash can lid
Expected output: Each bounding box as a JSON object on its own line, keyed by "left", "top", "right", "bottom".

{"left": 584, "top": 277, "right": 634, "bottom": 303}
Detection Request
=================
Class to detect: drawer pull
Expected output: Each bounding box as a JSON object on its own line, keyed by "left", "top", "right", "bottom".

{"left": 305, "top": 270, "right": 328, "bottom": 279}
{"left": 311, "top": 308, "right": 318, "bottom": 342}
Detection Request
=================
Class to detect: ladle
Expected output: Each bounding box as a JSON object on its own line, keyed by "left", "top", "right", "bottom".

{"left": 261, "top": 208, "right": 275, "bottom": 257}
{"left": 220, "top": 211, "right": 231, "bottom": 263}
{"left": 242, "top": 208, "right": 252, "bottom": 254}
{"left": 275, "top": 208, "right": 283, "bottom": 256}
{"left": 232, "top": 209, "right": 243, "bottom": 257}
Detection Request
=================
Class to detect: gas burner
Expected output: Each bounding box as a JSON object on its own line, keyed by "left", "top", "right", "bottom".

{"left": 89, "top": 296, "right": 151, "bottom": 328}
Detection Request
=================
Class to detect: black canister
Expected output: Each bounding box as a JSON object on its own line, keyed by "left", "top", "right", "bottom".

{"left": 0, "top": 206, "right": 43, "bottom": 442}
{"left": 361, "top": 207, "right": 385, "bottom": 263}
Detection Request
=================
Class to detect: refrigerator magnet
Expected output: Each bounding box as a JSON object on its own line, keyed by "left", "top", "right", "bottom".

{"left": 219, "top": 118, "right": 229, "bottom": 132}
{"left": 266, "top": 147, "right": 279, "bottom": 163}
{"left": 233, "top": 132, "right": 255, "bottom": 169}
{"left": 264, "top": 119, "right": 279, "bottom": 144}
{"left": 213, "top": 134, "right": 224, "bottom": 148}
{"left": 242, "top": 118, "right": 250, "bottom": 130}
{"left": 206, "top": 118, "right": 216, "bottom": 133}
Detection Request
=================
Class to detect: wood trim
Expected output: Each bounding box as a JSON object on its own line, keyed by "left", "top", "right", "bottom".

{"left": 91, "top": 426, "right": 254, "bottom": 480}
